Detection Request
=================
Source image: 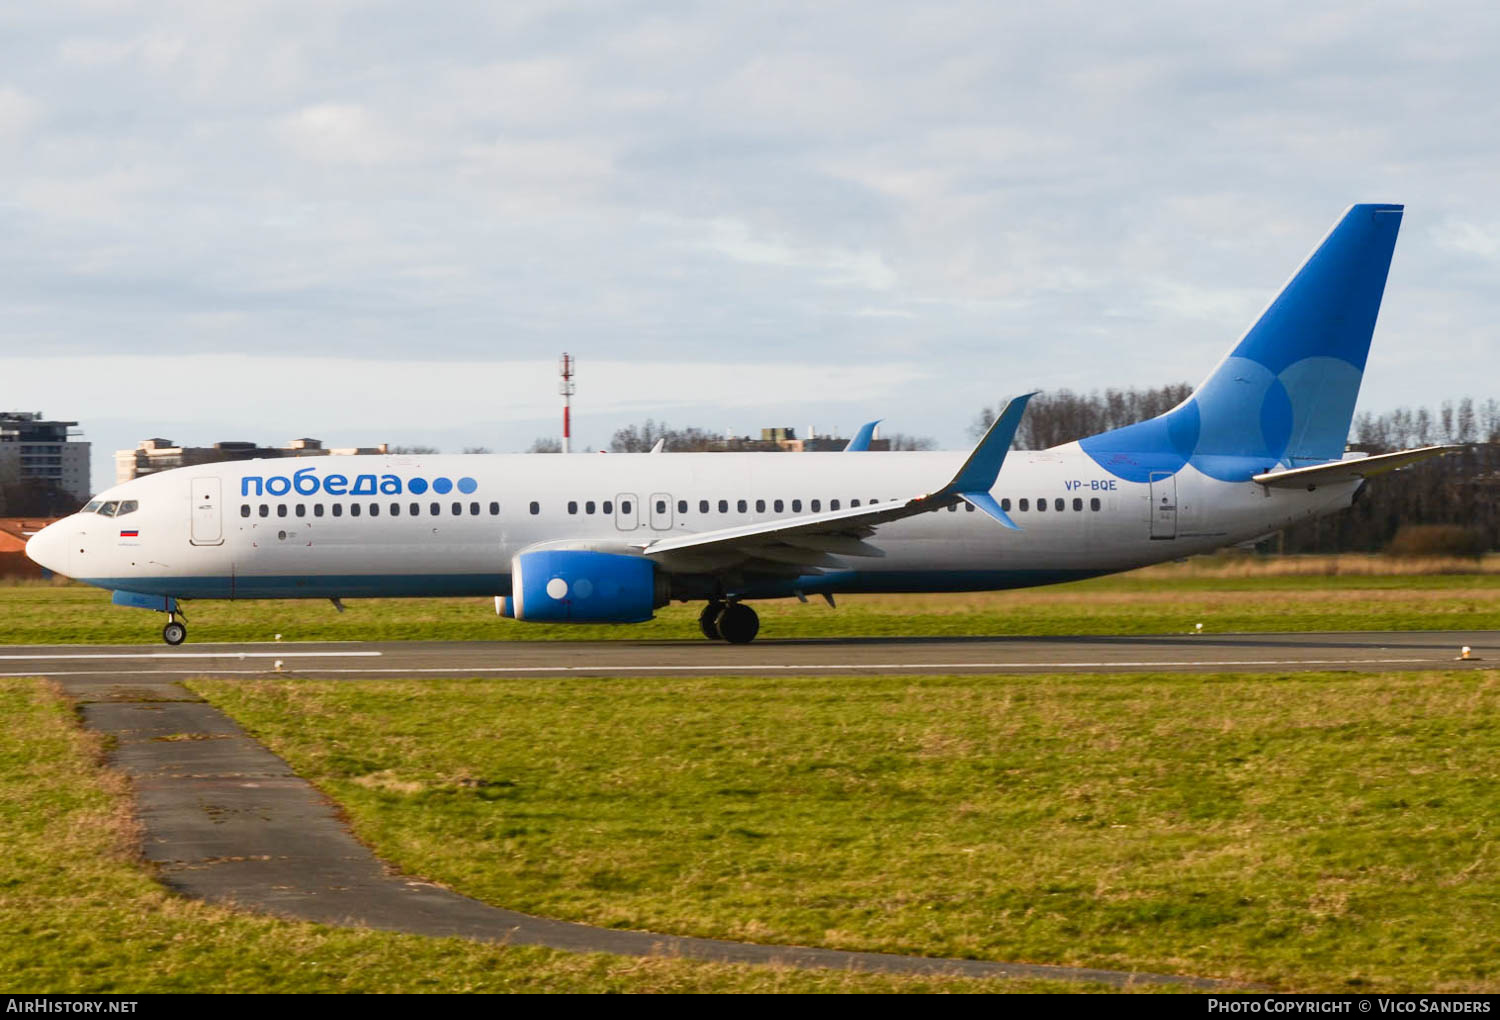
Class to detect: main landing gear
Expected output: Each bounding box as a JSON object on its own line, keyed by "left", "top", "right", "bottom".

{"left": 162, "top": 610, "right": 187, "bottom": 646}
{"left": 699, "top": 600, "right": 759, "bottom": 644}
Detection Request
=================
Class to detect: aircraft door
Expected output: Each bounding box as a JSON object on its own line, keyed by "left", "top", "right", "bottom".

{"left": 614, "top": 493, "right": 639, "bottom": 531}
{"left": 1149, "top": 472, "right": 1177, "bottom": 540}
{"left": 190, "top": 477, "right": 224, "bottom": 546}
{"left": 649, "top": 492, "right": 673, "bottom": 531}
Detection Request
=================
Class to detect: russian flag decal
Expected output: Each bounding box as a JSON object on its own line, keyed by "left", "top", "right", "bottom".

{"left": 120, "top": 530, "right": 139, "bottom": 538}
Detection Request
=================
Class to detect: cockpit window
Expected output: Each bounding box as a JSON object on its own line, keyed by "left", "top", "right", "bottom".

{"left": 115, "top": 500, "right": 138, "bottom": 517}
{"left": 98, "top": 501, "right": 120, "bottom": 517}
{"left": 84, "top": 500, "right": 102, "bottom": 513}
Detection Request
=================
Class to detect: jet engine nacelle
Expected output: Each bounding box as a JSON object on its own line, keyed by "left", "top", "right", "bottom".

{"left": 501, "top": 548, "right": 665, "bottom": 623}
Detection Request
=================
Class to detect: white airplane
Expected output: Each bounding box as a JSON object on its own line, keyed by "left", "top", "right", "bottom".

{"left": 27, "top": 204, "right": 1455, "bottom": 646}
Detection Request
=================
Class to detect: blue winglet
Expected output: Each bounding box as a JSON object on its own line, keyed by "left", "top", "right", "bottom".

{"left": 946, "top": 392, "right": 1036, "bottom": 495}
{"left": 960, "top": 490, "right": 1020, "bottom": 529}
{"left": 843, "top": 419, "right": 882, "bottom": 452}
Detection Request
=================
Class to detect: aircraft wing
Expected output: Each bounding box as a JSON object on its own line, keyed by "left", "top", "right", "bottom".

{"left": 1251, "top": 445, "right": 1461, "bottom": 488}
{"left": 638, "top": 394, "right": 1035, "bottom": 576}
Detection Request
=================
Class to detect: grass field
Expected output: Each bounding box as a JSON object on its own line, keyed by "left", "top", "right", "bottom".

{"left": 188, "top": 669, "right": 1500, "bottom": 993}
{"left": 5, "top": 559, "right": 1500, "bottom": 644}
{"left": 1, "top": 676, "right": 1105, "bottom": 993}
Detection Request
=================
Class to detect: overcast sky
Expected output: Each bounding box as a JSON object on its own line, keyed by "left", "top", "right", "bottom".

{"left": 3, "top": 1, "right": 1497, "bottom": 494}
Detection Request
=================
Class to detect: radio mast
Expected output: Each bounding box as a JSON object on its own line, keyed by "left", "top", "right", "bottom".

{"left": 559, "top": 353, "right": 575, "bottom": 454}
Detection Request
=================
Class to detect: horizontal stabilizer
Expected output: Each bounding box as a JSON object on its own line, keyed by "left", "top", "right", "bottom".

{"left": 1252, "top": 446, "right": 1460, "bottom": 488}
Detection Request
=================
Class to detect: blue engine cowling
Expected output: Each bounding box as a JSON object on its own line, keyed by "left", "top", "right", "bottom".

{"left": 502, "top": 549, "right": 661, "bottom": 623}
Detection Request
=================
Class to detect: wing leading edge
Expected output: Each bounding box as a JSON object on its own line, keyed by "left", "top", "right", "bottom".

{"left": 640, "top": 393, "right": 1036, "bottom": 576}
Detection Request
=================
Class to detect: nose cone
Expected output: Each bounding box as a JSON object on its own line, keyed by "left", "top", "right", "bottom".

{"left": 25, "top": 519, "right": 72, "bottom": 578}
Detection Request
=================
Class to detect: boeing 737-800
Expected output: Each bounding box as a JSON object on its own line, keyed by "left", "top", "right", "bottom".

{"left": 26, "top": 204, "right": 1454, "bottom": 645}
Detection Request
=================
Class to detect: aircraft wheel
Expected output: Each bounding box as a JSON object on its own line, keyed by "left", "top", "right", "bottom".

{"left": 716, "top": 603, "right": 759, "bottom": 645}
{"left": 698, "top": 602, "right": 724, "bottom": 640}
{"left": 162, "top": 621, "right": 187, "bottom": 646}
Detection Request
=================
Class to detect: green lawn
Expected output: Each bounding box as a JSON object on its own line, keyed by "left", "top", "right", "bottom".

{"left": 6, "top": 570, "right": 1500, "bottom": 644}
{"left": 191, "top": 670, "right": 1500, "bottom": 993}
{"left": 0, "top": 677, "right": 1104, "bottom": 993}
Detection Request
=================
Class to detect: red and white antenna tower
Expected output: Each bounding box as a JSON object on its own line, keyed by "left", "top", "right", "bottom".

{"left": 558, "top": 353, "right": 576, "bottom": 454}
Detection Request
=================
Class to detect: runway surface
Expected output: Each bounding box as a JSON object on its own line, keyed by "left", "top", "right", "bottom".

{"left": 56, "top": 673, "right": 1249, "bottom": 989}
{"left": 4, "top": 629, "right": 1493, "bottom": 682}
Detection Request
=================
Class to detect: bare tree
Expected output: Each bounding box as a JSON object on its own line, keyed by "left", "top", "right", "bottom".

{"left": 390, "top": 445, "right": 440, "bottom": 455}
{"left": 527, "top": 437, "right": 562, "bottom": 453}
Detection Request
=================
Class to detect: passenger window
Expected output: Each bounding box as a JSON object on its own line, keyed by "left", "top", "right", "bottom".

{"left": 370, "top": 503, "right": 380, "bottom": 517}
{"left": 1019, "top": 499, "right": 1029, "bottom": 511}
{"left": 718, "top": 499, "right": 728, "bottom": 513}
{"left": 1036, "top": 498, "right": 1046, "bottom": 512}
{"left": 678, "top": 500, "right": 687, "bottom": 514}
{"left": 791, "top": 499, "right": 801, "bottom": 512}
{"left": 1090, "top": 497, "right": 1101, "bottom": 511}
{"left": 332, "top": 504, "right": 343, "bottom": 517}
{"left": 490, "top": 502, "right": 500, "bottom": 516}
{"left": 1000, "top": 498, "right": 1011, "bottom": 512}
{"left": 947, "top": 504, "right": 957, "bottom": 512}
{"left": 656, "top": 500, "right": 667, "bottom": 514}
{"left": 1055, "top": 498, "right": 1064, "bottom": 512}
{"left": 811, "top": 499, "right": 821, "bottom": 512}
{"left": 1073, "top": 498, "right": 1083, "bottom": 511}
{"left": 736, "top": 499, "right": 747, "bottom": 513}
{"left": 315, "top": 504, "right": 325, "bottom": 517}
{"left": 100, "top": 501, "right": 119, "bottom": 517}
{"left": 277, "top": 504, "right": 287, "bottom": 518}
{"left": 851, "top": 499, "right": 861, "bottom": 507}
{"left": 295, "top": 504, "right": 306, "bottom": 517}
{"left": 699, "top": 500, "right": 709, "bottom": 514}
{"left": 602, "top": 500, "right": 613, "bottom": 514}
{"left": 430, "top": 502, "right": 440, "bottom": 515}
{"left": 773, "top": 499, "right": 784, "bottom": 513}
{"left": 452, "top": 502, "right": 461, "bottom": 515}
{"left": 391, "top": 503, "right": 400, "bottom": 516}
{"left": 964, "top": 503, "right": 974, "bottom": 512}
{"left": 830, "top": 499, "right": 839, "bottom": 511}
{"left": 410, "top": 502, "right": 420, "bottom": 516}
{"left": 622, "top": 500, "right": 632, "bottom": 514}
{"left": 568, "top": 501, "right": 578, "bottom": 515}
{"left": 350, "top": 504, "right": 361, "bottom": 517}
{"left": 470, "top": 502, "right": 480, "bottom": 515}
{"left": 755, "top": 499, "right": 766, "bottom": 513}
{"left": 240, "top": 505, "right": 250, "bottom": 518}
{"left": 259, "top": 504, "right": 269, "bottom": 518}
{"left": 530, "top": 501, "right": 540, "bottom": 515}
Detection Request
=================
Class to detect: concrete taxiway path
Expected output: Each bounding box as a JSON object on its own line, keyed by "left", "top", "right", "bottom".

{"left": 5, "top": 629, "right": 1494, "bottom": 681}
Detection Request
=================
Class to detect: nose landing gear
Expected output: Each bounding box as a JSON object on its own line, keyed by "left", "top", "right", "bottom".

{"left": 162, "top": 610, "right": 187, "bottom": 646}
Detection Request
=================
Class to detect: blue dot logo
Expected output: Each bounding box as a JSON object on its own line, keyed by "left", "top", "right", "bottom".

{"left": 407, "top": 477, "right": 428, "bottom": 495}
{"left": 457, "top": 476, "right": 477, "bottom": 494}
{"left": 433, "top": 477, "right": 453, "bottom": 494}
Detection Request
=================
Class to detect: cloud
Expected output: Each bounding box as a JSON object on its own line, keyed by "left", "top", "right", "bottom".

{"left": 272, "top": 103, "right": 405, "bottom": 165}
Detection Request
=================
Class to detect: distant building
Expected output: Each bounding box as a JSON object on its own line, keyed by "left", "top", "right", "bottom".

{"left": 0, "top": 412, "right": 92, "bottom": 504}
{"left": 115, "top": 437, "right": 390, "bottom": 485}
{"left": 712, "top": 427, "right": 888, "bottom": 453}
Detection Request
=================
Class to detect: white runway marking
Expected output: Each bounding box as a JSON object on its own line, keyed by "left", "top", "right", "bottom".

{"left": 0, "top": 656, "right": 1444, "bottom": 678}
{"left": 0, "top": 651, "right": 383, "bottom": 661}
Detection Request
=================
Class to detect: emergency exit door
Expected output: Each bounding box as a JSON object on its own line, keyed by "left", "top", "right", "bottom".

{"left": 190, "top": 477, "right": 223, "bottom": 546}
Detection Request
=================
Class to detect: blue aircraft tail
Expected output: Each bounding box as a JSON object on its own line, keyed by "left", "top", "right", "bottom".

{"left": 1079, "top": 203, "right": 1404, "bottom": 482}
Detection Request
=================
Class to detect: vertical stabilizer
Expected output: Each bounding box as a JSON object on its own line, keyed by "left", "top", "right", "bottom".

{"left": 1080, "top": 204, "right": 1404, "bottom": 482}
